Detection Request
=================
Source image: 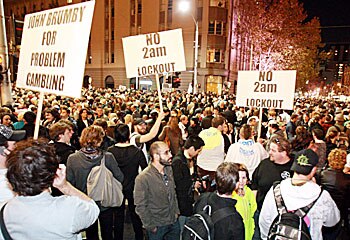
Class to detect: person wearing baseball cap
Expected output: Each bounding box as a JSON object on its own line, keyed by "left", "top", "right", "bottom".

{"left": 260, "top": 148, "right": 340, "bottom": 239}
{"left": 290, "top": 149, "right": 319, "bottom": 176}
{"left": 130, "top": 112, "right": 166, "bottom": 163}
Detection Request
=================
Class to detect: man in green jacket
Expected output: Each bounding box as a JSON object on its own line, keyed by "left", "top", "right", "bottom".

{"left": 134, "top": 141, "right": 180, "bottom": 240}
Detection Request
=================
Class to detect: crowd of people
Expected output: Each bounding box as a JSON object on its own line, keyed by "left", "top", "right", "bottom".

{"left": 0, "top": 86, "right": 349, "bottom": 240}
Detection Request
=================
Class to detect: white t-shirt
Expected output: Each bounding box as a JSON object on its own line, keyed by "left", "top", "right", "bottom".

{"left": 0, "top": 192, "right": 99, "bottom": 240}
{"left": 0, "top": 168, "right": 14, "bottom": 205}
{"left": 225, "top": 139, "right": 269, "bottom": 179}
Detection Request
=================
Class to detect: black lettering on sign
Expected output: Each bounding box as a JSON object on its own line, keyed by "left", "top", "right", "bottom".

{"left": 246, "top": 98, "right": 283, "bottom": 108}
{"left": 254, "top": 82, "right": 277, "bottom": 93}
{"left": 42, "top": 31, "right": 57, "bottom": 45}
{"left": 142, "top": 46, "right": 167, "bottom": 59}
{"left": 259, "top": 71, "right": 273, "bottom": 81}
{"left": 145, "top": 32, "right": 161, "bottom": 46}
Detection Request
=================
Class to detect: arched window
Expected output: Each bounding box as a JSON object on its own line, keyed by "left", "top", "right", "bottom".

{"left": 105, "top": 75, "right": 114, "bottom": 89}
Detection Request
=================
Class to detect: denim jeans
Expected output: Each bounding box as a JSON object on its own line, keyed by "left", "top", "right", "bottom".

{"left": 147, "top": 220, "right": 180, "bottom": 240}
{"left": 253, "top": 210, "right": 262, "bottom": 240}
{"left": 178, "top": 216, "right": 188, "bottom": 234}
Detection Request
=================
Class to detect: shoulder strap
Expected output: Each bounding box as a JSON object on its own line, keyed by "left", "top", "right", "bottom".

{"left": 295, "top": 189, "right": 324, "bottom": 217}
{"left": 100, "top": 155, "right": 106, "bottom": 166}
{"left": 272, "top": 182, "right": 287, "bottom": 214}
{"left": 211, "top": 206, "right": 236, "bottom": 224}
{"left": 0, "top": 203, "right": 13, "bottom": 240}
{"left": 201, "top": 193, "right": 236, "bottom": 224}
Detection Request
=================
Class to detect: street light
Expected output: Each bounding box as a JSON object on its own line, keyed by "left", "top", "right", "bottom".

{"left": 179, "top": 1, "right": 199, "bottom": 94}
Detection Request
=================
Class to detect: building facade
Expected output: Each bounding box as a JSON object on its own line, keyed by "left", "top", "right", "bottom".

{"left": 4, "top": 0, "right": 240, "bottom": 94}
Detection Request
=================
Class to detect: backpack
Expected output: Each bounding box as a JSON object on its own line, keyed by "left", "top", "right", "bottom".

{"left": 268, "top": 182, "right": 323, "bottom": 240}
{"left": 182, "top": 193, "right": 236, "bottom": 240}
{"left": 86, "top": 155, "right": 124, "bottom": 207}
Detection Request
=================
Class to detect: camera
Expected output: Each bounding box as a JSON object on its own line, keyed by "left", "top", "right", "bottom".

{"left": 193, "top": 174, "right": 211, "bottom": 193}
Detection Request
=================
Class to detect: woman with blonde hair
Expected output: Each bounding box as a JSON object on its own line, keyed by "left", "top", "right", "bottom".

{"left": 158, "top": 116, "right": 184, "bottom": 155}
{"left": 124, "top": 114, "right": 133, "bottom": 133}
{"left": 325, "top": 126, "right": 340, "bottom": 158}
{"left": 67, "top": 125, "right": 124, "bottom": 240}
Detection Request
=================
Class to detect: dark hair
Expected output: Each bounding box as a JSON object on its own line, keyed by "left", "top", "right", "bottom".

{"left": 23, "top": 111, "right": 36, "bottom": 124}
{"left": 215, "top": 162, "right": 239, "bottom": 195}
{"left": 290, "top": 114, "right": 299, "bottom": 120}
{"left": 93, "top": 118, "right": 108, "bottom": 130}
{"left": 237, "top": 163, "right": 250, "bottom": 183}
{"left": 49, "top": 120, "right": 72, "bottom": 141}
{"left": 184, "top": 136, "right": 205, "bottom": 150}
{"left": 270, "top": 135, "right": 291, "bottom": 154}
{"left": 239, "top": 124, "right": 252, "bottom": 140}
{"left": 0, "top": 112, "right": 11, "bottom": 123}
{"left": 45, "top": 108, "right": 60, "bottom": 120}
{"left": 149, "top": 141, "right": 166, "bottom": 162}
{"left": 312, "top": 128, "right": 324, "bottom": 140}
{"left": 6, "top": 138, "right": 58, "bottom": 196}
{"left": 115, "top": 123, "right": 130, "bottom": 143}
{"left": 190, "top": 116, "right": 199, "bottom": 125}
{"left": 78, "top": 108, "right": 89, "bottom": 120}
{"left": 212, "top": 116, "right": 226, "bottom": 128}
{"left": 60, "top": 105, "right": 71, "bottom": 114}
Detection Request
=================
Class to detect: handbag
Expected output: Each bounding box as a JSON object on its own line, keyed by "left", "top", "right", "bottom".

{"left": 0, "top": 203, "right": 13, "bottom": 240}
{"left": 86, "top": 155, "right": 124, "bottom": 207}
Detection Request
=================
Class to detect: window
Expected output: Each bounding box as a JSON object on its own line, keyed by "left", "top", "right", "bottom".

{"left": 138, "top": 3, "right": 142, "bottom": 14}
{"left": 168, "top": 0, "right": 173, "bottom": 11}
{"left": 210, "top": 0, "right": 226, "bottom": 7}
{"left": 209, "top": 22, "right": 215, "bottom": 34}
{"left": 208, "top": 21, "right": 224, "bottom": 35}
{"left": 207, "top": 49, "right": 223, "bottom": 63}
{"left": 216, "top": 22, "right": 222, "bottom": 35}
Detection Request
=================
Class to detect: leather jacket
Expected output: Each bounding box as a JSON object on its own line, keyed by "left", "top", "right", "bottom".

{"left": 320, "top": 168, "right": 350, "bottom": 220}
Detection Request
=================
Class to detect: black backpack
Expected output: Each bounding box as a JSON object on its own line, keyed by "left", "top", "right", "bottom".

{"left": 182, "top": 193, "right": 235, "bottom": 240}
{"left": 268, "top": 182, "right": 322, "bottom": 240}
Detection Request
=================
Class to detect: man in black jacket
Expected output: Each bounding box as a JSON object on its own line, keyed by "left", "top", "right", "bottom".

{"left": 193, "top": 162, "right": 244, "bottom": 240}
{"left": 172, "top": 136, "right": 205, "bottom": 233}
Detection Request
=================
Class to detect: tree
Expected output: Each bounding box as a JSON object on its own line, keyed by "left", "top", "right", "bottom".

{"left": 235, "top": 0, "right": 321, "bottom": 89}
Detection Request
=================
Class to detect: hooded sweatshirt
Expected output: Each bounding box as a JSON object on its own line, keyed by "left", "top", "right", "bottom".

{"left": 232, "top": 185, "right": 257, "bottom": 240}
{"left": 259, "top": 178, "right": 340, "bottom": 240}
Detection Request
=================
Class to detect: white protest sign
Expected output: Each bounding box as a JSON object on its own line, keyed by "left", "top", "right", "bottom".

{"left": 122, "top": 29, "right": 186, "bottom": 78}
{"left": 16, "top": 1, "right": 95, "bottom": 98}
{"left": 236, "top": 70, "right": 296, "bottom": 110}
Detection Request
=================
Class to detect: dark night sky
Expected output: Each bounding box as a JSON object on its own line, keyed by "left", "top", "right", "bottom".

{"left": 300, "top": 0, "right": 350, "bottom": 43}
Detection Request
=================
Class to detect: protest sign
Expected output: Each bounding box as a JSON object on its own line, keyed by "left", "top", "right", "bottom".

{"left": 236, "top": 70, "right": 296, "bottom": 110}
{"left": 16, "top": 1, "right": 95, "bottom": 98}
{"left": 122, "top": 29, "right": 186, "bottom": 78}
